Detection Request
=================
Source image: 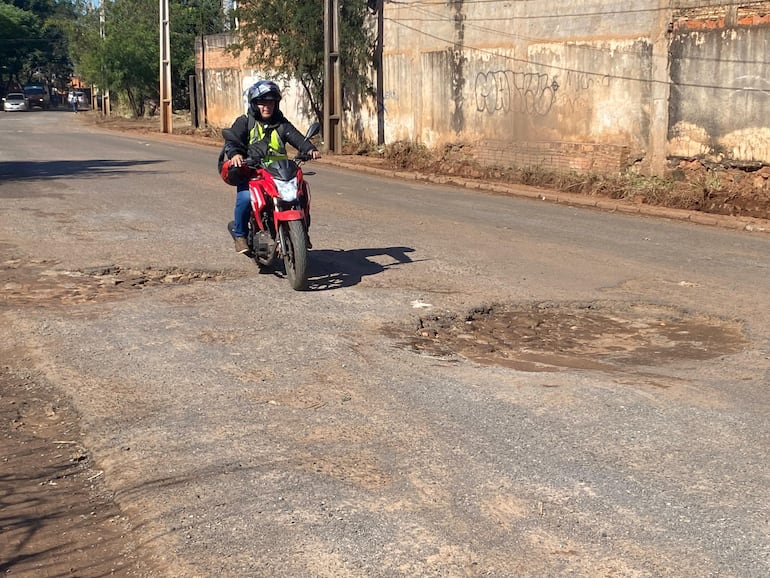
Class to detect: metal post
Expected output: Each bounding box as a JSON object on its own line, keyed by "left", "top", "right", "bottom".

{"left": 376, "top": 0, "right": 384, "bottom": 145}
{"left": 189, "top": 74, "right": 198, "bottom": 128}
{"left": 323, "top": 0, "right": 342, "bottom": 153}
{"left": 200, "top": 34, "right": 208, "bottom": 126}
{"left": 159, "top": 0, "right": 172, "bottom": 133}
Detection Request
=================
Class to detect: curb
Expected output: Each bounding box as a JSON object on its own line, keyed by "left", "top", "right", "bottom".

{"left": 319, "top": 157, "right": 770, "bottom": 235}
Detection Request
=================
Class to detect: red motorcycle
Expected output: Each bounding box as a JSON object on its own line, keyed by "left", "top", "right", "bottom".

{"left": 223, "top": 123, "right": 320, "bottom": 291}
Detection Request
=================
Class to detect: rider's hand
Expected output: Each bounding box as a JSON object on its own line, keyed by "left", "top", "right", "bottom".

{"left": 230, "top": 153, "right": 244, "bottom": 167}
{"left": 310, "top": 150, "right": 321, "bottom": 160}
{"left": 227, "top": 161, "right": 246, "bottom": 182}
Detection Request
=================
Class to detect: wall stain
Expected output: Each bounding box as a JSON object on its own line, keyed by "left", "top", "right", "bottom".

{"left": 450, "top": 0, "right": 466, "bottom": 134}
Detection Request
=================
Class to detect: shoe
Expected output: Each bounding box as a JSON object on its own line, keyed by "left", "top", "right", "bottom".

{"left": 234, "top": 237, "right": 249, "bottom": 254}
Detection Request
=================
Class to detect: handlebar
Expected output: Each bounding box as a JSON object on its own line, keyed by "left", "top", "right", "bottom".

{"left": 243, "top": 153, "right": 314, "bottom": 169}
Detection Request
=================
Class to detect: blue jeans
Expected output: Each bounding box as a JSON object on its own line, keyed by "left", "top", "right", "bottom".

{"left": 233, "top": 187, "right": 251, "bottom": 238}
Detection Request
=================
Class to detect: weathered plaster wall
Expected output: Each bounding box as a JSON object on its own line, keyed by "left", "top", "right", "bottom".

{"left": 383, "top": 0, "right": 770, "bottom": 173}
{"left": 668, "top": 3, "right": 770, "bottom": 165}
{"left": 195, "top": 34, "right": 246, "bottom": 125}
{"left": 195, "top": 34, "right": 372, "bottom": 140}
{"left": 382, "top": 0, "right": 662, "bottom": 173}
{"left": 198, "top": 2, "right": 770, "bottom": 175}
{"left": 195, "top": 33, "right": 318, "bottom": 132}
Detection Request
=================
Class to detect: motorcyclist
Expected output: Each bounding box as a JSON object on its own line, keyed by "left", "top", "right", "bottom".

{"left": 221, "top": 80, "right": 321, "bottom": 254}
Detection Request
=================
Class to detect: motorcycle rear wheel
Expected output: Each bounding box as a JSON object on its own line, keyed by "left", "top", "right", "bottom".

{"left": 281, "top": 220, "right": 309, "bottom": 291}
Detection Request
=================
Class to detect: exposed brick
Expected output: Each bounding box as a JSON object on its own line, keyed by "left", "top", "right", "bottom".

{"left": 472, "top": 140, "right": 631, "bottom": 176}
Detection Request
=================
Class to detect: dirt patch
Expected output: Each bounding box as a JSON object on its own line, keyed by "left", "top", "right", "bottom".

{"left": 0, "top": 259, "right": 237, "bottom": 308}
{"left": 389, "top": 301, "right": 747, "bottom": 373}
{"left": 0, "top": 257, "right": 241, "bottom": 574}
{"left": 0, "top": 363, "right": 156, "bottom": 577}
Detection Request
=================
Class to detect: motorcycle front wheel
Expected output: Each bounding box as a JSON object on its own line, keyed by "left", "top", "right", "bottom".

{"left": 281, "top": 220, "right": 309, "bottom": 291}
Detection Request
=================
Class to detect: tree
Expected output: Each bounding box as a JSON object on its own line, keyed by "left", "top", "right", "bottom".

{"left": 0, "top": 0, "right": 74, "bottom": 94}
{"left": 103, "top": 0, "right": 159, "bottom": 115}
{"left": 0, "top": 2, "right": 40, "bottom": 90}
{"left": 66, "top": 0, "right": 158, "bottom": 116}
{"left": 66, "top": 1, "right": 104, "bottom": 91}
{"left": 170, "top": 0, "right": 225, "bottom": 110}
{"left": 68, "top": 0, "right": 224, "bottom": 117}
{"left": 233, "top": 0, "right": 375, "bottom": 124}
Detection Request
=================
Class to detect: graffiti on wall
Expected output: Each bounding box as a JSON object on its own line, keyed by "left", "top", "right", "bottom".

{"left": 475, "top": 68, "right": 613, "bottom": 116}
{"left": 475, "top": 70, "right": 558, "bottom": 115}
{"left": 559, "top": 70, "right": 612, "bottom": 113}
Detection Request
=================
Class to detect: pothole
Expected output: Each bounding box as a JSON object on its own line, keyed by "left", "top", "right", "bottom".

{"left": 1, "top": 260, "right": 240, "bottom": 308}
{"left": 388, "top": 301, "right": 747, "bottom": 372}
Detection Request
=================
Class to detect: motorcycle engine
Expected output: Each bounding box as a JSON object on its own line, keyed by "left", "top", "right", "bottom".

{"left": 254, "top": 229, "right": 274, "bottom": 260}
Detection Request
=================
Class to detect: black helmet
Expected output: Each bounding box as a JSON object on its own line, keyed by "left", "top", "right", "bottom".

{"left": 248, "top": 80, "right": 282, "bottom": 119}
{"left": 248, "top": 80, "right": 282, "bottom": 104}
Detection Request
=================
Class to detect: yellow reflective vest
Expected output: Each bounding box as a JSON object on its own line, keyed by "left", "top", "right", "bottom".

{"left": 249, "top": 123, "right": 288, "bottom": 164}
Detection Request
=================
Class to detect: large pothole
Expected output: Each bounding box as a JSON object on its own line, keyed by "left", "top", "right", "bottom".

{"left": 389, "top": 301, "right": 747, "bottom": 372}
{"left": 1, "top": 259, "right": 239, "bottom": 308}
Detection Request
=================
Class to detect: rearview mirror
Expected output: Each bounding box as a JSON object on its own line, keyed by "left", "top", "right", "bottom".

{"left": 304, "top": 122, "right": 321, "bottom": 141}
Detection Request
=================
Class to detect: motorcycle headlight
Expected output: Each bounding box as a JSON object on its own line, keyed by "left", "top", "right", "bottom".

{"left": 275, "top": 177, "right": 299, "bottom": 202}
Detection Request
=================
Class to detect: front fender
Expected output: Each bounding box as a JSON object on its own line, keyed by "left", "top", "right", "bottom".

{"left": 273, "top": 208, "right": 304, "bottom": 223}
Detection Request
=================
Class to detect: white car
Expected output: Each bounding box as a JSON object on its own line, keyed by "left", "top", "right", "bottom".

{"left": 70, "top": 91, "right": 89, "bottom": 107}
{"left": 3, "top": 93, "right": 29, "bottom": 112}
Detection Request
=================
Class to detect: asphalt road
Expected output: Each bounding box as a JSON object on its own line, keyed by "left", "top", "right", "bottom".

{"left": 2, "top": 110, "right": 769, "bottom": 577}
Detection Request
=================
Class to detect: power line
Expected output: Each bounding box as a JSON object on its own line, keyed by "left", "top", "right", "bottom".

{"left": 394, "top": 0, "right": 759, "bottom": 17}
{"left": 389, "top": 5, "right": 769, "bottom": 67}
{"left": 385, "top": 18, "right": 770, "bottom": 94}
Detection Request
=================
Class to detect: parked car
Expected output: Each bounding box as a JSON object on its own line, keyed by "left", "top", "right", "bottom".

{"left": 3, "top": 93, "right": 29, "bottom": 112}
{"left": 23, "top": 85, "right": 50, "bottom": 109}
{"left": 74, "top": 91, "right": 88, "bottom": 106}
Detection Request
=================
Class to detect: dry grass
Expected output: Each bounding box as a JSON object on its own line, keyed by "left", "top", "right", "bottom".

{"left": 352, "top": 139, "right": 770, "bottom": 220}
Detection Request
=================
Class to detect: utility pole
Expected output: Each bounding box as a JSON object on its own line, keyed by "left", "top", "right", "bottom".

{"left": 648, "top": 0, "right": 672, "bottom": 175}
{"left": 159, "top": 0, "right": 172, "bottom": 133}
{"left": 200, "top": 34, "right": 208, "bottom": 126}
{"left": 375, "top": 0, "right": 384, "bottom": 145}
{"left": 99, "top": 3, "right": 110, "bottom": 116}
{"left": 323, "top": 0, "right": 342, "bottom": 153}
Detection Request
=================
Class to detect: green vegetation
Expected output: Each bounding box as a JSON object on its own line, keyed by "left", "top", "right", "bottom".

{"left": 68, "top": 0, "right": 224, "bottom": 117}
{"left": 1, "top": 0, "right": 75, "bottom": 93}
{"left": 3, "top": 0, "right": 374, "bottom": 122}
{"left": 231, "top": 0, "right": 375, "bottom": 123}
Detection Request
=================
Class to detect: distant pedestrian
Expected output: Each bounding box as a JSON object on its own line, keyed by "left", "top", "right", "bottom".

{"left": 69, "top": 92, "right": 78, "bottom": 113}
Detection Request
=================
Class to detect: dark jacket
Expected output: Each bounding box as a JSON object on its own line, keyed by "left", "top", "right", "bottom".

{"left": 223, "top": 110, "right": 317, "bottom": 161}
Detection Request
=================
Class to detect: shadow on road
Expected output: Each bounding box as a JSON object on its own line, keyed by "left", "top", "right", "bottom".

{"left": 307, "top": 246, "right": 417, "bottom": 290}
{"left": 0, "top": 159, "right": 164, "bottom": 186}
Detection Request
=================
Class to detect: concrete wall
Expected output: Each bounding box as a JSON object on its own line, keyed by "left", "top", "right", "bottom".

{"left": 668, "top": 2, "right": 770, "bottom": 165}
{"left": 382, "top": 0, "right": 662, "bottom": 173}
{"left": 197, "top": 1, "right": 770, "bottom": 175}
{"left": 381, "top": 0, "right": 770, "bottom": 173}
{"left": 195, "top": 33, "right": 318, "bottom": 133}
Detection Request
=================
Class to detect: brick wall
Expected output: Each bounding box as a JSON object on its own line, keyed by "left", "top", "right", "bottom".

{"left": 473, "top": 141, "right": 632, "bottom": 175}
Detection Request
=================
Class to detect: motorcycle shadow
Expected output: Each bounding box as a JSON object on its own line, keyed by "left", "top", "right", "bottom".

{"left": 306, "top": 246, "right": 417, "bottom": 291}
